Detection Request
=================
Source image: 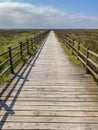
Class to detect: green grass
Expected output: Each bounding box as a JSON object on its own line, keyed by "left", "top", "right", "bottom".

{"left": 56, "top": 34, "right": 82, "bottom": 66}
{"left": 0, "top": 30, "right": 41, "bottom": 53}
{"left": 65, "top": 49, "right": 81, "bottom": 65}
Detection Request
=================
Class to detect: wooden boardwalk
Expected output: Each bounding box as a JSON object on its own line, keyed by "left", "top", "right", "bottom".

{"left": 0, "top": 31, "right": 98, "bottom": 130}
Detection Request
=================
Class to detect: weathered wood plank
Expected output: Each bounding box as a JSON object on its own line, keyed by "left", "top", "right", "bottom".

{"left": 2, "top": 105, "right": 98, "bottom": 111}
{"left": 2, "top": 123, "right": 98, "bottom": 130}
{"left": 2, "top": 97, "right": 98, "bottom": 102}
{"left": 1, "top": 116, "right": 98, "bottom": 123}
{"left": 1, "top": 110, "right": 98, "bottom": 117}
{"left": 4, "top": 101, "right": 98, "bottom": 107}
{"left": 2, "top": 91, "right": 98, "bottom": 97}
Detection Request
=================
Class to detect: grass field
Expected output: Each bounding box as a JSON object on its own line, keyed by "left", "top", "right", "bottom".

{"left": 0, "top": 29, "right": 41, "bottom": 53}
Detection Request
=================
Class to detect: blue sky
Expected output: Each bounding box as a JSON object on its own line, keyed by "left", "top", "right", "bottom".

{"left": 0, "top": 0, "right": 98, "bottom": 29}
{"left": 14, "top": 0, "right": 98, "bottom": 16}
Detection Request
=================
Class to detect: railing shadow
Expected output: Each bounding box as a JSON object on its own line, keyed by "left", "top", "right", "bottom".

{"left": 0, "top": 39, "right": 46, "bottom": 129}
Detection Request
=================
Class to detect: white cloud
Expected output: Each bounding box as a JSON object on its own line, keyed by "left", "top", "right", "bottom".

{"left": 0, "top": 0, "right": 11, "bottom": 2}
{"left": 0, "top": 1, "right": 98, "bottom": 29}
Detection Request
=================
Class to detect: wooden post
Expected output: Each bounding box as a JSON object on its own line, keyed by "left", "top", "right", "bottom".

{"left": 41, "top": 33, "right": 43, "bottom": 41}
{"left": 67, "top": 37, "right": 70, "bottom": 45}
{"left": 20, "top": 42, "right": 23, "bottom": 59}
{"left": 86, "top": 47, "right": 90, "bottom": 74}
{"left": 34, "top": 36, "right": 36, "bottom": 49}
{"left": 26, "top": 39, "right": 29, "bottom": 55}
{"left": 77, "top": 42, "right": 80, "bottom": 60}
{"left": 8, "top": 47, "right": 14, "bottom": 73}
{"left": 32, "top": 37, "right": 35, "bottom": 50}
{"left": 34, "top": 36, "right": 35, "bottom": 44}
{"left": 72, "top": 40, "right": 75, "bottom": 55}
{"left": 65, "top": 36, "right": 69, "bottom": 48}
{"left": 31, "top": 38, "right": 33, "bottom": 50}
{"left": 39, "top": 34, "right": 41, "bottom": 41}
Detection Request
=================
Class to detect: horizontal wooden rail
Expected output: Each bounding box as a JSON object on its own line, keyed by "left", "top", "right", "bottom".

{"left": 55, "top": 31, "right": 98, "bottom": 82}
{"left": 88, "top": 50, "right": 98, "bottom": 58}
{"left": 0, "top": 50, "right": 9, "bottom": 57}
{"left": 0, "top": 30, "right": 49, "bottom": 79}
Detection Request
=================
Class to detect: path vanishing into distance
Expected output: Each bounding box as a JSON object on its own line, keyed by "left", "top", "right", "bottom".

{"left": 0, "top": 31, "right": 98, "bottom": 129}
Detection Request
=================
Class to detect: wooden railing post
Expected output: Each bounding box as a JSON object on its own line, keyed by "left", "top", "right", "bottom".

{"left": 86, "top": 47, "right": 90, "bottom": 74}
{"left": 72, "top": 40, "right": 75, "bottom": 55}
{"left": 20, "top": 42, "right": 23, "bottom": 60}
{"left": 26, "top": 39, "right": 29, "bottom": 55}
{"left": 67, "top": 36, "right": 70, "bottom": 45}
{"left": 34, "top": 36, "right": 35, "bottom": 44}
{"left": 41, "top": 33, "right": 43, "bottom": 41}
{"left": 77, "top": 42, "right": 80, "bottom": 60}
{"left": 8, "top": 47, "right": 14, "bottom": 73}
{"left": 34, "top": 36, "right": 37, "bottom": 49}
{"left": 40, "top": 34, "right": 41, "bottom": 41}
{"left": 30, "top": 38, "right": 33, "bottom": 50}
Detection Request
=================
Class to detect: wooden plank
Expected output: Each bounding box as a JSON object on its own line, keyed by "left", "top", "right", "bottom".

{"left": 1, "top": 116, "right": 98, "bottom": 123}
{"left": 4, "top": 101, "right": 98, "bottom": 106}
{"left": 2, "top": 105, "right": 98, "bottom": 111}
{"left": 2, "top": 97, "right": 98, "bottom": 102}
{"left": 3, "top": 91, "right": 98, "bottom": 97}
{"left": 1, "top": 87, "right": 98, "bottom": 92}
{"left": 2, "top": 123, "right": 98, "bottom": 130}
{"left": 2, "top": 94, "right": 98, "bottom": 98}
{"left": 1, "top": 110, "right": 98, "bottom": 117}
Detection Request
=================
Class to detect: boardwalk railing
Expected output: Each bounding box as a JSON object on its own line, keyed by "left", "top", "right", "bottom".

{"left": 0, "top": 30, "right": 49, "bottom": 79}
{"left": 55, "top": 31, "right": 98, "bottom": 82}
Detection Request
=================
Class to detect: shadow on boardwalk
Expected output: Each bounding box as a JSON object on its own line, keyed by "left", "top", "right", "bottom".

{"left": 0, "top": 39, "right": 46, "bottom": 129}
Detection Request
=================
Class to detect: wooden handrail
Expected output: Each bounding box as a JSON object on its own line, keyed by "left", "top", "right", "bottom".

{"left": 0, "top": 30, "right": 49, "bottom": 79}
{"left": 88, "top": 50, "right": 98, "bottom": 58}
{"left": 0, "top": 50, "right": 9, "bottom": 56}
{"left": 55, "top": 31, "right": 98, "bottom": 82}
